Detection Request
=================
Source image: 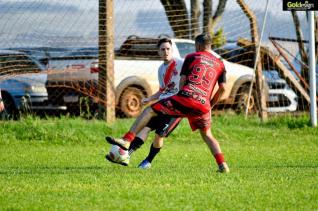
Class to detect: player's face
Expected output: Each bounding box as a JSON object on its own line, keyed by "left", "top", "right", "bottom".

{"left": 159, "top": 42, "right": 173, "bottom": 63}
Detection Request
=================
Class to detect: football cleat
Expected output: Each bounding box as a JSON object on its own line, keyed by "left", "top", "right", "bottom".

{"left": 106, "top": 136, "right": 130, "bottom": 150}
{"left": 217, "top": 162, "right": 230, "bottom": 173}
{"left": 105, "top": 153, "right": 130, "bottom": 166}
{"left": 138, "top": 159, "right": 152, "bottom": 169}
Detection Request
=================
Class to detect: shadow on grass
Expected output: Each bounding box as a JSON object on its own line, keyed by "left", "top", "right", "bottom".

{"left": 236, "top": 164, "right": 318, "bottom": 169}
{"left": 0, "top": 166, "right": 109, "bottom": 175}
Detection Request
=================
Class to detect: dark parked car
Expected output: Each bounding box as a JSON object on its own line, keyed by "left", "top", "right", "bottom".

{"left": 0, "top": 50, "right": 57, "bottom": 118}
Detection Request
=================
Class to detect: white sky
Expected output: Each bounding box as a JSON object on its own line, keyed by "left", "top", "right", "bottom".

{"left": 0, "top": 0, "right": 311, "bottom": 48}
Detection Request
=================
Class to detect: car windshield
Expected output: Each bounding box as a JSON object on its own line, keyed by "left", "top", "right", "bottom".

{"left": 64, "top": 48, "right": 98, "bottom": 57}
{"left": 214, "top": 44, "right": 254, "bottom": 67}
{"left": 175, "top": 42, "right": 195, "bottom": 58}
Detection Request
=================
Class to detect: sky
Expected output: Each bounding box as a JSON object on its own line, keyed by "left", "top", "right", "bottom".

{"left": 0, "top": 0, "right": 312, "bottom": 49}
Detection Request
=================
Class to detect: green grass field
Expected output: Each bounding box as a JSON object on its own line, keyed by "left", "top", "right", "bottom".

{"left": 0, "top": 115, "right": 317, "bottom": 210}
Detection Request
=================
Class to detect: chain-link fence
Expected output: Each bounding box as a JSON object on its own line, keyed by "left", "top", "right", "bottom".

{"left": 0, "top": 0, "right": 315, "bottom": 121}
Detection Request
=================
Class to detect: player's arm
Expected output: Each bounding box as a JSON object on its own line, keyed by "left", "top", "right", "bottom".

{"left": 178, "top": 55, "right": 191, "bottom": 91}
{"left": 142, "top": 64, "right": 165, "bottom": 105}
{"left": 142, "top": 91, "right": 161, "bottom": 105}
{"left": 179, "top": 75, "right": 186, "bottom": 90}
{"left": 210, "top": 67, "right": 226, "bottom": 109}
{"left": 210, "top": 82, "right": 225, "bottom": 109}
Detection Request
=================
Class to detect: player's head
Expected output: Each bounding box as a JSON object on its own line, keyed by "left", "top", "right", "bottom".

{"left": 195, "top": 33, "right": 212, "bottom": 52}
{"left": 157, "top": 38, "right": 173, "bottom": 64}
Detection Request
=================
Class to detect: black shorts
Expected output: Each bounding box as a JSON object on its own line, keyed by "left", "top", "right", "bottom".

{"left": 146, "top": 114, "right": 182, "bottom": 137}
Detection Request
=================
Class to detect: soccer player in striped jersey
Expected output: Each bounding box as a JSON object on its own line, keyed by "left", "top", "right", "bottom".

{"left": 106, "top": 38, "right": 183, "bottom": 168}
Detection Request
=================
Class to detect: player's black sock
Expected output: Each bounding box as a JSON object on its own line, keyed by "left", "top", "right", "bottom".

{"left": 128, "top": 137, "right": 144, "bottom": 155}
{"left": 145, "top": 144, "right": 161, "bottom": 163}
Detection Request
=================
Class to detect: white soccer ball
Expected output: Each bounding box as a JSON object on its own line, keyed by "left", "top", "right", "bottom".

{"left": 108, "top": 144, "right": 129, "bottom": 162}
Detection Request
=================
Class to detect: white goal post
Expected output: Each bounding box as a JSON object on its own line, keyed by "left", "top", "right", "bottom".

{"left": 309, "top": 11, "right": 317, "bottom": 127}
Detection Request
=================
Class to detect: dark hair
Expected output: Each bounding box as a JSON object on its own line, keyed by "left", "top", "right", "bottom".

{"left": 157, "top": 38, "right": 172, "bottom": 48}
{"left": 195, "top": 33, "right": 212, "bottom": 46}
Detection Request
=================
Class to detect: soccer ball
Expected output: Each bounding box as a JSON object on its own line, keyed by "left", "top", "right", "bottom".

{"left": 108, "top": 144, "right": 129, "bottom": 164}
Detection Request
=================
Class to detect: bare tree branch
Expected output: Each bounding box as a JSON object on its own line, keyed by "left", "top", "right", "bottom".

{"left": 291, "top": 10, "right": 308, "bottom": 79}
{"left": 203, "top": 0, "right": 212, "bottom": 33}
{"left": 191, "top": 0, "right": 201, "bottom": 39}
{"left": 160, "top": 0, "right": 190, "bottom": 38}
{"left": 211, "top": 0, "right": 228, "bottom": 29}
{"left": 237, "top": 0, "right": 268, "bottom": 121}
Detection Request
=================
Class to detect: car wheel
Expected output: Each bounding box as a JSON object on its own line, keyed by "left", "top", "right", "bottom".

{"left": 1, "top": 93, "right": 18, "bottom": 120}
{"left": 119, "top": 87, "right": 145, "bottom": 118}
{"left": 235, "top": 85, "right": 258, "bottom": 114}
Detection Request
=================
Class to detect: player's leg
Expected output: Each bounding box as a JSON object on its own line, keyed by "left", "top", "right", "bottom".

{"left": 138, "top": 134, "right": 163, "bottom": 169}
{"left": 106, "top": 96, "right": 187, "bottom": 150}
{"left": 127, "top": 127, "right": 150, "bottom": 156}
{"left": 128, "top": 114, "right": 162, "bottom": 156}
{"left": 138, "top": 116, "right": 182, "bottom": 169}
{"left": 105, "top": 128, "right": 148, "bottom": 166}
{"left": 188, "top": 112, "right": 229, "bottom": 173}
{"left": 199, "top": 128, "right": 229, "bottom": 173}
{"left": 105, "top": 117, "right": 160, "bottom": 166}
{"left": 106, "top": 106, "right": 157, "bottom": 150}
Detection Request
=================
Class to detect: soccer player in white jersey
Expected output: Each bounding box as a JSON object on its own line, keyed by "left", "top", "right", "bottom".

{"left": 106, "top": 38, "right": 184, "bottom": 168}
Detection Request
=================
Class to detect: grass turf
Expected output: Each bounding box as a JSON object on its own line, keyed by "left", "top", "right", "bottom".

{"left": 0, "top": 115, "right": 317, "bottom": 210}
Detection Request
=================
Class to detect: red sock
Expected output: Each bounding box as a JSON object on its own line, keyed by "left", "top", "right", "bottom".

{"left": 122, "top": 131, "right": 136, "bottom": 143}
{"left": 214, "top": 153, "right": 225, "bottom": 165}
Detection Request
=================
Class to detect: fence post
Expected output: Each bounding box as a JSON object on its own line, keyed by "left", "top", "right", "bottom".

{"left": 98, "top": 0, "right": 115, "bottom": 122}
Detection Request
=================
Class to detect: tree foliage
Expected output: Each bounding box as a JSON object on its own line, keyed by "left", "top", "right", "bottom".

{"left": 160, "top": 0, "right": 227, "bottom": 43}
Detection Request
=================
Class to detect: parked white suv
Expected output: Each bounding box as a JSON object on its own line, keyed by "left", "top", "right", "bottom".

{"left": 46, "top": 36, "right": 257, "bottom": 117}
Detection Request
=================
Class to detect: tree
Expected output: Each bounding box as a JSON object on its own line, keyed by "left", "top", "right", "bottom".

{"left": 203, "top": 0, "right": 212, "bottom": 33}
{"left": 211, "top": 0, "right": 227, "bottom": 30}
{"left": 291, "top": 11, "right": 308, "bottom": 80}
{"left": 203, "top": 0, "right": 227, "bottom": 34}
{"left": 160, "top": 0, "right": 190, "bottom": 38}
{"left": 237, "top": 0, "right": 268, "bottom": 121}
{"left": 161, "top": 0, "right": 227, "bottom": 41}
{"left": 190, "top": 0, "right": 200, "bottom": 39}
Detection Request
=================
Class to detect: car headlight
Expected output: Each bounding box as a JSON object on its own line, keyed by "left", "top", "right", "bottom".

{"left": 25, "top": 85, "right": 47, "bottom": 93}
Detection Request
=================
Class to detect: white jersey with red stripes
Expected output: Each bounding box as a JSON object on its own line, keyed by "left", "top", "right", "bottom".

{"left": 158, "top": 57, "right": 184, "bottom": 100}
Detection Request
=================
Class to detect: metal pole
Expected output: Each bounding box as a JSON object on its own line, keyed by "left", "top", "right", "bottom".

{"left": 309, "top": 11, "right": 317, "bottom": 127}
